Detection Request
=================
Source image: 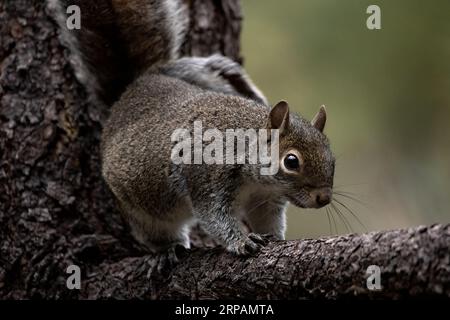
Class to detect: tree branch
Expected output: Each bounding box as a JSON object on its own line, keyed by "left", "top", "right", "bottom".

{"left": 82, "top": 224, "right": 450, "bottom": 299}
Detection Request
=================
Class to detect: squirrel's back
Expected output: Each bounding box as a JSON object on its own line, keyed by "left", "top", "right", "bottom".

{"left": 101, "top": 71, "right": 268, "bottom": 180}
{"left": 101, "top": 72, "right": 202, "bottom": 148}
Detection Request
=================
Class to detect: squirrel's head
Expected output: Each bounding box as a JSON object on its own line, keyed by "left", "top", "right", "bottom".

{"left": 263, "top": 101, "right": 335, "bottom": 209}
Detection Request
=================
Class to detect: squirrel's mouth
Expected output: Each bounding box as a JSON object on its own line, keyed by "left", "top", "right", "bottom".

{"left": 286, "top": 192, "right": 311, "bottom": 208}
{"left": 287, "top": 196, "right": 308, "bottom": 208}
{"left": 287, "top": 186, "right": 332, "bottom": 209}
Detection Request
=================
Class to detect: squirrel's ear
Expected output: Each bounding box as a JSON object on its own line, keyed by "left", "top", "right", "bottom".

{"left": 311, "top": 105, "right": 327, "bottom": 132}
{"left": 269, "top": 101, "right": 290, "bottom": 133}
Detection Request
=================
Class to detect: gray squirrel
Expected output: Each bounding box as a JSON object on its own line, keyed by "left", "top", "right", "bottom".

{"left": 48, "top": 0, "right": 335, "bottom": 259}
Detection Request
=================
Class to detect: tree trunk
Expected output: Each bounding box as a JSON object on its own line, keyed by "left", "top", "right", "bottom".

{"left": 0, "top": 1, "right": 448, "bottom": 299}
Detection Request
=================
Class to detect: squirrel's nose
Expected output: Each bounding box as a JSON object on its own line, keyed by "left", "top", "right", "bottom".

{"left": 311, "top": 188, "right": 332, "bottom": 208}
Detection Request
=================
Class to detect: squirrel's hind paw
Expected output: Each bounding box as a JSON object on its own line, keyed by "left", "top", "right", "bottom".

{"left": 146, "top": 244, "right": 188, "bottom": 279}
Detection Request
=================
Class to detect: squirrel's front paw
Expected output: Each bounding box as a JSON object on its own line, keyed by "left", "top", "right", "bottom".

{"left": 227, "top": 233, "right": 269, "bottom": 256}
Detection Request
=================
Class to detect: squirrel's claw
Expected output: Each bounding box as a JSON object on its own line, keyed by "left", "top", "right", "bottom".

{"left": 228, "top": 233, "right": 269, "bottom": 256}
{"left": 146, "top": 244, "right": 188, "bottom": 279}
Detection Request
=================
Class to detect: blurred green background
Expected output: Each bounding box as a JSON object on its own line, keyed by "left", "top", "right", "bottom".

{"left": 241, "top": 0, "right": 450, "bottom": 239}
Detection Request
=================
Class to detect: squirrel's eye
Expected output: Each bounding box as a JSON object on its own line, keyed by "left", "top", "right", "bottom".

{"left": 284, "top": 154, "right": 300, "bottom": 170}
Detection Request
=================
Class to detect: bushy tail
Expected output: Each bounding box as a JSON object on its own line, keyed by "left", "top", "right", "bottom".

{"left": 47, "top": 0, "right": 188, "bottom": 105}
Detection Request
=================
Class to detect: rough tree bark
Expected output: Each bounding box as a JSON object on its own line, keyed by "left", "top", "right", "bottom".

{"left": 0, "top": 1, "right": 448, "bottom": 300}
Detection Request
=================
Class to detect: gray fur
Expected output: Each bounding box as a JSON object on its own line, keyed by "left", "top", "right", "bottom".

{"left": 102, "top": 72, "right": 335, "bottom": 255}
{"left": 47, "top": 0, "right": 100, "bottom": 104}
{"left": 160, "top": 54, "right": 268, "bottom": 105}
{"left": 46, "top": 0, "right": 189, "bottom": 105}
{"left": 50, "top": 0, "right": 335, "bottom": 255}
